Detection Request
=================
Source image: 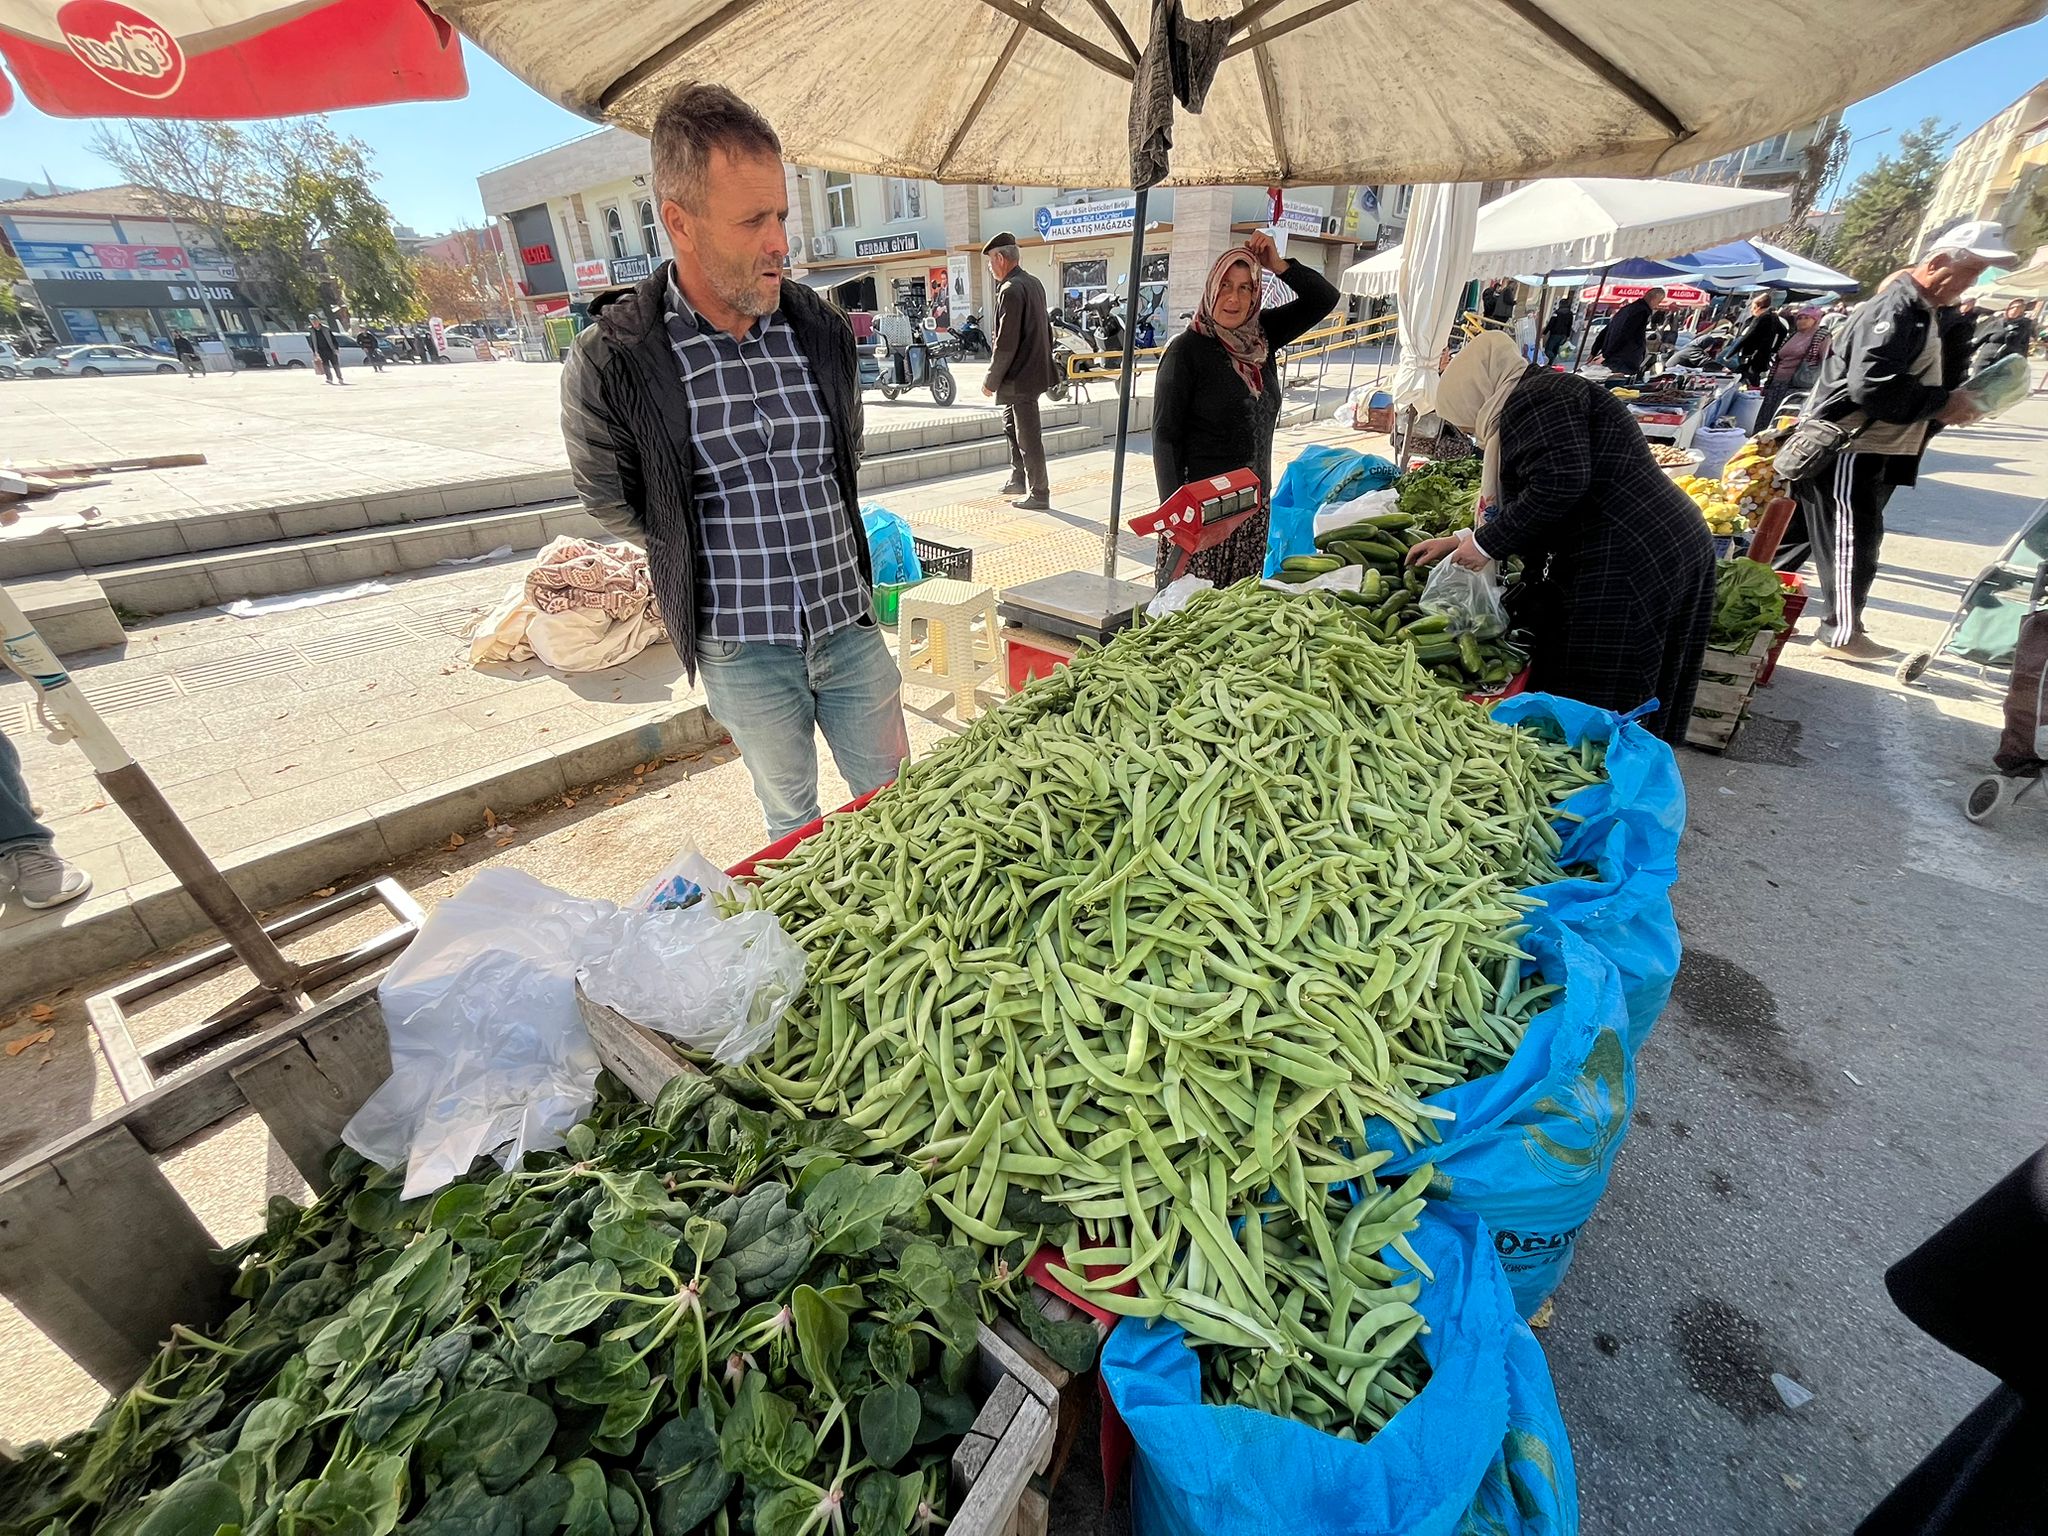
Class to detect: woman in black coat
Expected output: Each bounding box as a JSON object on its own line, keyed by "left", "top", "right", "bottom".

{"left": 1407, "top": 331, "right": 1716, "bottom": 745}
{"left": 1150, "top": 234, "right": 1340, "bottom": 585}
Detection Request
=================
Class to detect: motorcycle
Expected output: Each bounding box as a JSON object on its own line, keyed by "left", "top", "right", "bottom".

{"left": 860, "top": 321, "right": 958, "bottom": 407}
{"left": 946, "top": 312, "right": 991, "bottom": 360}
{"left": 1047, "top": 313, "right": 1091, "bottom": 403}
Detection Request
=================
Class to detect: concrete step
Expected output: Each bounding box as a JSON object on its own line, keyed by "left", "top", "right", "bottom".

{"left": 11, "top": 420, "right": 1112, "bottom": 638}
{"left": 0, "top": 405, "right": 1094, "bottom": 582}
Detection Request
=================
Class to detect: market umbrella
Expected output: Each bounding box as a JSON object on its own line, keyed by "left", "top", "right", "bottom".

{"left": 1666, "top": 238, "right": 1860, "bottom": 295}
{"left": 1980, "top": 251, "right": 2048, "bottom": 299}
{"left": 438, "top": 1, "right": 2043, "bottom": 191}
{"left": 1342, "top": 178, "right": 1793, "bottom": 298}
{"left": 1382, "top": 181, "right": 1479, "bottom": 460}
{"left": 0, "top": 0, "right": 465, "bottom": 117}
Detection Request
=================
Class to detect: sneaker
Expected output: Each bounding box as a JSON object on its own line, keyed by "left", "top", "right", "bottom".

{"left": 1011, "top": 494, "right": 1052, "bottom": 510}
{"left": 1821, "top": 632, "right": 1897, "bottom": 661}
{"left": 0, "top": 845, "right": 92, "bottom": 910}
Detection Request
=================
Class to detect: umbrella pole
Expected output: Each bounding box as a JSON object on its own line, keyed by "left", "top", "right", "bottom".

{"left": 0, "top": 585, "right": 308, "bottom": 1001}
{"left": 1102, "top": 185, "right": 1150, "bottom": 579}
{"left": 1572, "top": 264, "right": 1611, "bottom": 373}
{"left": 1533, "top": 272, "right": 1552, "bottom": 364}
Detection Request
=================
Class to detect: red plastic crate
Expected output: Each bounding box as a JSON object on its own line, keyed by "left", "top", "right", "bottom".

{"left": 723, "top": 785, "right": 885, "bottom": 880}
{"left": 1758, "top": 572, "right": 1806, "bottom": 687}
{"left": 1007, "top": 634, "right": 1078, "bottom": 692}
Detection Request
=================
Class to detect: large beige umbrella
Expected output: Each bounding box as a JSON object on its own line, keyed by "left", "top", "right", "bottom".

{"left": 442, "top": 1, "right": 2044, "bottom": 190}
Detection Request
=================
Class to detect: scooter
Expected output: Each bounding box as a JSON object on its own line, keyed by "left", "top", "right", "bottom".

{"left": 862, "top": 324, "right": 958, "bottom": 407}
{"left": 1047, "top": 313, "right": 1091, "bottom": 402}
{"left": 947, "top": 312, "right": 991, "bottom": 360}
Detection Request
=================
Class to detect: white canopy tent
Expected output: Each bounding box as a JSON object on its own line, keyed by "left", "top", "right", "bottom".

{"left": 1982, "top": 253, "right": 2048, "bottom": 299}
{"left": 1343, "top": 179, "right": 1793, "bottom": 298}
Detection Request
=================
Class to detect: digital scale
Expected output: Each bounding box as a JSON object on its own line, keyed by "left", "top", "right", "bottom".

{"left": 997, "top": 570, "right": 1157, "bottom": 645}
{"left": 1125, "top": 468, "right": 1263, "bottom": 585}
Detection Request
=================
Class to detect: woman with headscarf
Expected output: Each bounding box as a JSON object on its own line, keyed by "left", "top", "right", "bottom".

{"left": 1150, "top": 233, "right": 1340, "bottom": 585}
{"left": 1407, "top": 331, "right": 1717, "bottom": 744}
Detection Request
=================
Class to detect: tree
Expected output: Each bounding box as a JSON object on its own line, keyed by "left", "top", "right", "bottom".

{"left": 0, "top": 243, "right": 22, "bottom": 321}
{"left": 89, "top": 116, "right": 419, "bottom": 326}
{"left": 413, "top": 257, "right": 489, "bottom": 323}
{"left": 1769, "top": 126, "right": 1850, "bottom": 257}
{"left": 1830, "top": 118, "right": 1954, "bottom": 292}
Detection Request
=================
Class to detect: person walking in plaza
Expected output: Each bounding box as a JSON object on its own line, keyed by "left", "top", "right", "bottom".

{"left": 1589, "top": 286, "right": 1663, "bottom": 375}
{"left": 1405, "top": 331, "right": 1716, "bottom": 746}
{"left": 1148, "top": 235, "right": 1340, "bottom": 586}
{"left": 1728, "top": 292, "right": 1790, "bottom": 387}
{"left": 356, "top": 327, "right": 386, "bottom": 373}
{"left": 980, "top": 232, "right": 1057, "bottom": 510}
{"left": 1778, "top": 221, "right": 2011, "bottom": 661}
{"left": 0, "top": 733, "right": 91, "bottom": 911}
{"left": 1543, "top": 294, "right": 1575, "bottom": 365}
{"left": 309, "top": 320, "right": 344, "bottom": 385}
{"left": 171, "top": 330, "right": 202, "bottom": 378}
{"left": 560, "top": 82, "right": 907, "bottom": 838}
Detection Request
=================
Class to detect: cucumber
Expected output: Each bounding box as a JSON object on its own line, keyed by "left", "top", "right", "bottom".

{"left": 1361, "top": 569, "right": 1384, "bottom": 601}
{"left": 1413, "top": 639, "right": 1461, "bottom": 665}
{"left": 1457, "top": 634, "right": 1485, "bottom": 675}
{"left": 1398, "top": 614, "right": 1452, "bottom": 638}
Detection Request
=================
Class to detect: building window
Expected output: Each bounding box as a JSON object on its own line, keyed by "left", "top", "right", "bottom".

{"left": 988, "top": 184, "right": 1020, "bottom": 208}
{"left": 603, "top": 207, "right": 627, "bottom": 261}
{"left": 1388, "top": 185, "right": 1413, "bottom": 219}
{"left": 824, "top": 172, "right": 857, "bottom": 229}
{"left": 885, "top": 177, "right": 924, "bottom": 223}
{"left": 638, "top": 200, "right": 660, "bottom": 256}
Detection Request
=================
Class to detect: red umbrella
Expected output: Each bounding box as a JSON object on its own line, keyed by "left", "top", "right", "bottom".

{"left": 0, "top": 0, "right": 464, "bottom": 117}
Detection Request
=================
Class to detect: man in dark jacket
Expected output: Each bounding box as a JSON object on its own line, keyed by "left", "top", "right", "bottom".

{"left": 1590, "top": 287, "right": 1662, "bottom": 375}
{"left": 1728, "top": 292, "right": 1790, "bottom": 386}
{"left": 1481, "top": 279, "right": 1516, "bottom": 325}
{"left": 1780, "top": 220, "right": 2013, "bottom": 660}
{"left": 981, "top": 231, "right": 1057, "bottom": 510}
{"left": 1972, "top": 298, "right": 2037, "bottom": 373}
{"left": 559, "top": 83, "right": 907, "bottom": 837}
{"left": 309, "top": 320, "right": 343, "bottom": 385}
{"left": 171, "top": 330, "right": 202, "bottom": 377}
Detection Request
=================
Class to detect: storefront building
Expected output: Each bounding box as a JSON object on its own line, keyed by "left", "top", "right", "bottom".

{"left": 479, "top": 127, "right": 1410, "bottom": 348}
{"left": 0, "top": 184, "right": 260, "bottom": 346}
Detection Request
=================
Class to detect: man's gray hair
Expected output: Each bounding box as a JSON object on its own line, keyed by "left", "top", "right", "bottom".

{"left": 651, "top": 82, "right": 782, "bottom": 213}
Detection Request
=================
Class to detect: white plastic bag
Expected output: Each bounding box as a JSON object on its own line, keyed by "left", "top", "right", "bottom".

{"left": 1314, "top": 487, "right": 1400, "bottom": 537}
{"left": 1419, "top": 558, "right": 1509, "bottom": 638}
{"left": 1147, "top": 575, "right": 1214, "bottom": 618}
{"left": 633, "top": 838, "right": 738, "bottom": 912}
{"left": 1263, "top": 564, "right": 1364, "bottom": 596}
{"left": 344, "top": 869, "right": 614, "bottom": 1197}
{"left": 576, "top": 904, "right": 805, "bottom": 1066}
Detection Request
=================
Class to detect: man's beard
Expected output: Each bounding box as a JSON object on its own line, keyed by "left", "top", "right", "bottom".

{"left": 708, "top": 249, "right": 779, "bottom": 318}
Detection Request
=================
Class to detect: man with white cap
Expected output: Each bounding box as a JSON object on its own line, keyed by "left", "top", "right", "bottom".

{"left": 1780, "top": 219, "right": 2014, "bottom": 660}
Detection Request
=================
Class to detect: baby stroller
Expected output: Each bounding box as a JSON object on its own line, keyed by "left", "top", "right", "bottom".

{"left": 1893, "top": 497, "right": 2048, "bottom": 824}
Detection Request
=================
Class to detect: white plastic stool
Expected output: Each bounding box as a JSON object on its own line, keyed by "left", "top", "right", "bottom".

{"left": 897, "top": 578, "right": 1003, "bottom": 720}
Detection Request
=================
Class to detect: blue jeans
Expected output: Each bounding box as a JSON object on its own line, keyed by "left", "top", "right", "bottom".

{"left": 0, "top": 727, "right": 53, "bottom": 854}
{"left": 696, "top": 620, "right": 909, "bottom": 838}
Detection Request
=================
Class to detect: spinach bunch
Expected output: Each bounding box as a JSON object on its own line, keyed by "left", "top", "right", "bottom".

{"left": 0, "top": 1076, "right": 1001, "bottom": 1536}
{"left": 1393, "top": 458, "right": 1483, "bottom": 535}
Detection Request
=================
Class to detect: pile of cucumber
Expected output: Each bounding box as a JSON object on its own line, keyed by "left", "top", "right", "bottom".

{"left": 1273, "top": 511, "right": 1527, "bottom": 692}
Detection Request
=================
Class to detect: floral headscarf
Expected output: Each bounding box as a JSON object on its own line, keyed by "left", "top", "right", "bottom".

{"left": 1190, "top": 247, "right": 1270, "bottom": 396}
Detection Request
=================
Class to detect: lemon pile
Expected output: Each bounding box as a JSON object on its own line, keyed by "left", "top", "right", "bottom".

{"left": 1673, "top": 475, "right": 1747, "bottom": 537}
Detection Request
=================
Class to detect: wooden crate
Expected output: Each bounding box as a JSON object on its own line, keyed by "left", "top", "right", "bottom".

{"left": 1685, "top": 629, "right": 1775, "bottom": 752}
{"left": 578, "top": 993, "right": 1061, "bottom": 1536}
{"left": 0, "top": 983, "right": 1058, "bottom": 1536}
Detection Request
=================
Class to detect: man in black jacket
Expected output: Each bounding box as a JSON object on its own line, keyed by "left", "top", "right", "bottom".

{"left": 309, "top": 320, "right": 343, "bottom": 385}
{"left": 981, "top": 232, "right": 1057, "bottom": 509}
{"left": 559, "top": 83, "right": 907, "bottom": 836}
{"left": 1782, "top": 220, "right": 2013, "bottom": 660}
{"left": 1590, "top": 287, "right": 1662, "bottom": 375}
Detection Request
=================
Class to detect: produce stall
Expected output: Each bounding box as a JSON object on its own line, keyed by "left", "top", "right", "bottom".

{"left": 1610, "top": 374, "right": 1742, "bottom": 450}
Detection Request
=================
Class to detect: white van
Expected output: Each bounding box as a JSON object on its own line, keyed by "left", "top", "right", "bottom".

{"left": 263, "top": 332, "right": 367, "bottom": 370}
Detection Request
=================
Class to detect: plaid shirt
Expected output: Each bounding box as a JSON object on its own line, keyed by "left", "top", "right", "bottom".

{"left": 664, "top": 277, "right": 868, "bottom": 645}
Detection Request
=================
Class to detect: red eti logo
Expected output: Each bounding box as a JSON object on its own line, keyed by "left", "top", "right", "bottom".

{"left": 58, "top": 0, "right": 185, "bottom": 99}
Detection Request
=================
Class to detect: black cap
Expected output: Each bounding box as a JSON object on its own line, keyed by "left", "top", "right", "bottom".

{"left": 982, "top": 232, "right": 1019, "bottom": 255}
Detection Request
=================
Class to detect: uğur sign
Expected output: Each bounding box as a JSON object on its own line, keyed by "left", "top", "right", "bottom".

{"left": 0, "top": 0, "right": 465, "bottom": 118}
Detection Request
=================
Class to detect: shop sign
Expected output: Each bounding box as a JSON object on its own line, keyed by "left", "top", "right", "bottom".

{"left": 946, "top": 254, "right": 971, "bottom": 316}
{"left": 15, "top": 239, "right": 228, "bottom": 280}
{"left": 854, "top": 232, "right": 923, "bottom": 258}
{"left": 167, "top": 282, "right": 237, "bottom": 302}
{"left": 1034, "top": 197, "right": 1136, "bottom": 242}
{"left": 520, "top": 241, "right": 555, "bottom": 266}
{"left": 1277, "top": 199, "right": 1325, "bottom": 235}
{"left": 609, "top": 254, "right": 653, "bottom": 283}
{"left": 1581, "top": 281, "right": 1708, "bottom": 306}
{"left": 573, "top": 258, "right": 610, "bottom": 290}
{"left": 533, "top": 297, "right": 570, "bottom": 316}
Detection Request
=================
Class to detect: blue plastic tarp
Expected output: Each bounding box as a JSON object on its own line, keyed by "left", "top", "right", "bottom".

{"left": 1366, "top": 694, "right": 1686, "bottom": 1314}
{"left": 1101, "top": 1205, "right": 1578, "bottom": 1536}
{"left": 1265, "top": 447, "right": 1399, "bottom": 577}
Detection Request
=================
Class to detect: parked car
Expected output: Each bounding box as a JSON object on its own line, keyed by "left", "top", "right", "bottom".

{"left": 0, "top": 341, "right": 21, "bottom": 380}
{"left": 28, "top": 343, "right": 181, "bottom": 378}
{"left": 223, "top": 331, "right": 270, "bottom": 369}
{"left": 263, "top": 332, "right": 367, "bottom": 370}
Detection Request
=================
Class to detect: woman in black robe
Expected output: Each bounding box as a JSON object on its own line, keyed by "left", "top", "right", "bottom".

{"left": 1149, "top": 234, "right": 1339, "bottom": 586}
{"left": 1407, "top": 331, "right": 1716, "bottom": 745}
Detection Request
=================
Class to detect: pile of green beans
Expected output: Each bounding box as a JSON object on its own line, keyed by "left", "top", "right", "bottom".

{"left": 736, "top": 582, "right": 1602, "bottom": 1431}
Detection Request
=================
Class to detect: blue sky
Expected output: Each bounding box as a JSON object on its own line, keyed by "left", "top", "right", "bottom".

{"left": 5, "top": 20, "right": 2047, "bottom": 234}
